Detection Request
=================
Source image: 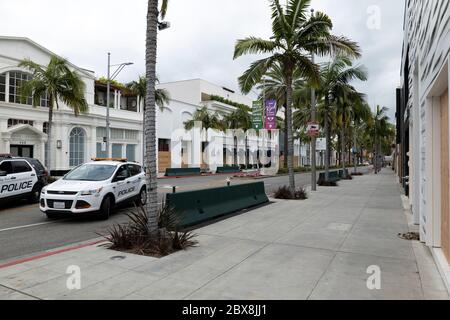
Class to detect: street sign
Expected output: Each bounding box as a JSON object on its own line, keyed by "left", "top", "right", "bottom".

{"left": 265, "top": 99, "right": 277, "bottom": 130}
{"left": 252, "top": 101, "right": 264, "bottom": 130}
{"left": 307, "top": 122, "right": 320, "bottom": 137}
{"left": 316, "top": 138, "right": 326, "bottom": 151}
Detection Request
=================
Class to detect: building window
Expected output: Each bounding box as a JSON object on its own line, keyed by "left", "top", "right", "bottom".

{"left": 40, "top": 91, "right": 49, "bottom": 107}
{"left": 69, "top": 127, "right": 86, "bottom": 167}
{"left": 158, "top": 139, "right": 170, "bottom": 152}
{"left": 96, "top": 143, "right": 107, "bottom": 159}
{"left": 7, "top": 119, "right": 34, "bottom": 128}
{"left": 126, "top": 145, "right": 136, "bottom": 162}
{"left": 9, "top": 71, "right": 32, "bottom": 105}
{"left": 43, "top": 122, "right": 49, "bottom": 134}
{"left": 112, "top": 144, "right": 123, "bottom": 158}
{"left": 0, "top": 73, "right": 5, "bottom": 102}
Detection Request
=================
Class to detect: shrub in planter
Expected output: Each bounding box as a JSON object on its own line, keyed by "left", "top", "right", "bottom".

{"left": 102, "top": 204, "right": 197, "bottom": 258}
{"left": 274, "top": 186, "right": 308, "bottom": 200}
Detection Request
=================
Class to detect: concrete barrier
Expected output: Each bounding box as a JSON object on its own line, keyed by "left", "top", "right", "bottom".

{"left": 165, "top": 168, "right": 201, "bottom": 177}
{"left": 166, "top": 182, "right": 269, "bottom": 228}
{"left": 216, "top": 166, "right": 241, "bottom": 174}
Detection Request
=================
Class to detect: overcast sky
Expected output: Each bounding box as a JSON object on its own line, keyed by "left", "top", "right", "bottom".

{"left": 0, "top": 0, "right": 405, "bottom": 121}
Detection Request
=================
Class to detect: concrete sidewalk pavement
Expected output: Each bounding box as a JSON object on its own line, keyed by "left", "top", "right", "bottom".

{"left": 1, "top": 168, "right": 448, "bottom": 300}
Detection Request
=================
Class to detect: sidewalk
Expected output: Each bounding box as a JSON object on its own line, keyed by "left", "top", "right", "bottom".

{"left": 1, "top": 169, "right": 449, "bottom": 300}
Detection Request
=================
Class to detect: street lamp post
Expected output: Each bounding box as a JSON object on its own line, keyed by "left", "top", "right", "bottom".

{"left": 105, "top": 54, "right": 133, "bottom": 158}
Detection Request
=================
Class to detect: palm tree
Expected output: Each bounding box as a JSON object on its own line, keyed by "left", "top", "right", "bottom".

{"left": 233, "top": 0, "right": 360, "bottom": 193}
{"left": 371, "top": 105, "right": 390, "bottom": 173}
{"left": 127, "top": 75, "right": 170, "bottom": 111}
{"left": 350, "top": 101, "right": 371, "bottom": 173}
{"left": 336, "top": 87, "right": 366, "bottom": 175}
{"left": 19, "top": 56, "right": 88, "bottom": 171}
{"left": 318, "top": 55, "right": 367, "bottom": 181}
{"left": 145, "top": 0, "right": 169, "bottom": 233}
{"left": 184, "top": 106, "right": 225, "bottom": 132}
{"left": 256, "top": 62, "right": 304, "bottom": 168}
{"left": 223, "top": 104, "right": 252, "bottom": 130}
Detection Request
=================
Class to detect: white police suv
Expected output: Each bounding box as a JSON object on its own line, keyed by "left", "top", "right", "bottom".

{"left": 40, "top": 159, "right": 147, "bottom": 220}
{"left": 0, "top": 155, "right": 48, "bottom": 204}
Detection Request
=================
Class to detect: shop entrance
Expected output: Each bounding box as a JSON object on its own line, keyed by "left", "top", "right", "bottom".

{"left": 10, "top": 145, "right": 34, "bottom": 158}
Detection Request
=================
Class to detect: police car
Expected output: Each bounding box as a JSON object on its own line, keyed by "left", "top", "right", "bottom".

{"left": 40, "top": 159, "right": 147, "bottom": 220}
{"left": 0, "top": 155, "right": 48, "bottom": 204}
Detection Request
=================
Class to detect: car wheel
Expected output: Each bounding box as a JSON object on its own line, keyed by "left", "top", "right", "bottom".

{"left": 29, "top": 184, "right": 42, "bottom": 204}
{"left": 99, "top": 195, "right": 113, "bottom": 220}
{"left": 135, "top": 187, "right": 147, "bottom": 207}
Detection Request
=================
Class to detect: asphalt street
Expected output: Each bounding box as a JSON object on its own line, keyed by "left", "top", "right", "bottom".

{"left": 0, "top": 168, "right": 368, "bottom": 263}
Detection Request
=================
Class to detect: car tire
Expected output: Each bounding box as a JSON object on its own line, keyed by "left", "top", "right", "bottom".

{"left": 99, "top": 195, "right": 113, "bottom": 220}
{"left": 29, "top": 184, "right": 42, "bottom": 204}
{"left": 135, "top": 187, "right": 147, "bottom": 207}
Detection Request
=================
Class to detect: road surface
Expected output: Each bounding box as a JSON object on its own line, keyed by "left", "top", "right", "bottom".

{"left": 0, "top": 168, "right": 368, "bottom": 263}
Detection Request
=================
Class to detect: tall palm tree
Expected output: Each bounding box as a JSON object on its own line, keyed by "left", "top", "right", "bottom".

{"left": 256, "top": 62, "right": 303, "bottom": 168}
{"left": 371, "top": 105, "right": 390, "bottom": 173}
{"left": 145, "top": 0, "right": 168, "bottom": 233}
{"left": 19, "top": 56, "right": 88, "bottom": 171}
{"left": 234, "top": 0, "right": 360, "bottom": 192}
{"left": 336, "top": 87, "right": 366, "bottom": 175}
{"left": 318, "top": 55, "right": 367, "bottom": 181}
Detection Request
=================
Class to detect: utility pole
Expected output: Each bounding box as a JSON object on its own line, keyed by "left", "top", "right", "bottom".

{"left": 310, "top": 8, "right": 317, "bottom": 191}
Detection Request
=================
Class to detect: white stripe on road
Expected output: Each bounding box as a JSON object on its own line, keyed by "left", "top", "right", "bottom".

{"left": 0, "top": 221, "right": 59, "bottom": 233}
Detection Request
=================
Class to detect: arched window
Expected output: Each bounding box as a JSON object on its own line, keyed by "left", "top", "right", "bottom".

{"left": 69, "top": 127, "right": 86, "bottom": 167}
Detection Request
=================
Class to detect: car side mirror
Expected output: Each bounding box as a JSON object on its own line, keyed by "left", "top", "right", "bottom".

{"left": 0, "top": 171, "right": 7, "bottom": 177}
{"left": 114, "top": 175, "right": 127, "bottom": 182}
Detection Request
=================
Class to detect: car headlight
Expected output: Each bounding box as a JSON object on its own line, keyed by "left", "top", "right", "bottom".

{"left": 80, "top": 187, "right": 103, "bottom": 196}
{"left": 41, "top": 187, "right": 47, "bottom": 195}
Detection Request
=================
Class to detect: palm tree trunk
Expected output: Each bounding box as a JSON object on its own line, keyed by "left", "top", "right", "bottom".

{"left": 324, "top": 114, "right": 330, "bottom": 182}
{"left": 284, "top": 114, "right": 288, "bottom": 168}
{"left": 353, "top": 124, "right": 358, "bottom": 174}
{"left": 341, "top": 121, "right": 346, "bottom": 176}
{"left": 285, "top": 75, "right": 295, "bottom": 193}
{"left": 46, "top": 97, "right": 53, "bottom": 172}
{"left": 145, "top": 0, "right": 159, "bottom": 233}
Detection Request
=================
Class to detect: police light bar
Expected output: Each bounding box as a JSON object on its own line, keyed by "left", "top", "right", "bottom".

{"left": 0, "top": 154, "right": 12, "bottom": 158}
{"left": 91, "top": 158, "right": 128, "bottom": 162}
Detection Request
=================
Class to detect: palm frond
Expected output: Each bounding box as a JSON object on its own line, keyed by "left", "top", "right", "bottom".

{"left": 233, "top": 37, "right": 277, "bottom": 59}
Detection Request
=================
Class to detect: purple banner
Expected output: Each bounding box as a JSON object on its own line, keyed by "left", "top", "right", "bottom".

{"left": 265, "top": 99, "right": 277, "bottom": 130}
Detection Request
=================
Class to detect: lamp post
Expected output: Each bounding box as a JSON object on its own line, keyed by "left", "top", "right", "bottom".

{"left": 105, "top": 54, "right": 133, "bottom": 158}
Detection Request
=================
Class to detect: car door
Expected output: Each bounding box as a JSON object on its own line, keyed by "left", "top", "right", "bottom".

{"left": 0, "top": 160, "right": 14, "bottom": 199}
{"left": 113, "top": 165, "right": 131, "bottom": 203}
{"left": 11, "top": 160, "right": 35, "bottom": 196}
{"left": 127, "top": 164, "right": 142, "bottom": 198}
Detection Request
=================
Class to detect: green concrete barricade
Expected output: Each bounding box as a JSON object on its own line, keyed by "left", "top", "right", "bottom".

{"left": 166, "top": 182, "right": 269, "bottom": 228}
{"left": 216, "top": 166, "right": 241, "bottom": 174}
{"left": 338, "top": 169, "right": 350, "bottom": 178}
{"left": 165, "top": 167, "right": 201, "bottom": 177}
{"left": 318, "top": 170, "right": 341, "bottom": 184}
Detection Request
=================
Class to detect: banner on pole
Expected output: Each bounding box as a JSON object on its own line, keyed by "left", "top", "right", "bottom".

{"left": 252, "top": 101, "right": 264, "bottom": 130}
{"left": 265, "top": 99, "right": 277, "bottom": 130}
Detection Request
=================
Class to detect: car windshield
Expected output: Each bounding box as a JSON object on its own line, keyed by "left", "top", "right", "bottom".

{"left": 64, "top": 164, "right": 116, "bottom": 181}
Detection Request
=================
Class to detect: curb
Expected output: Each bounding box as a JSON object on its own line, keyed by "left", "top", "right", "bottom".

{"left": 0, "top": 239, "right": 107, "bottom": 270}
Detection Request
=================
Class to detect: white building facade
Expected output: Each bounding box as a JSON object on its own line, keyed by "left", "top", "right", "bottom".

{"left": 0, "top": 37, "right": 144, "bottom": 175}
{"left": 400, "top": 0, "right": 450, "bottom": 289}
{"left": 0, "top": 37, "right": 282, "bottom": 176}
